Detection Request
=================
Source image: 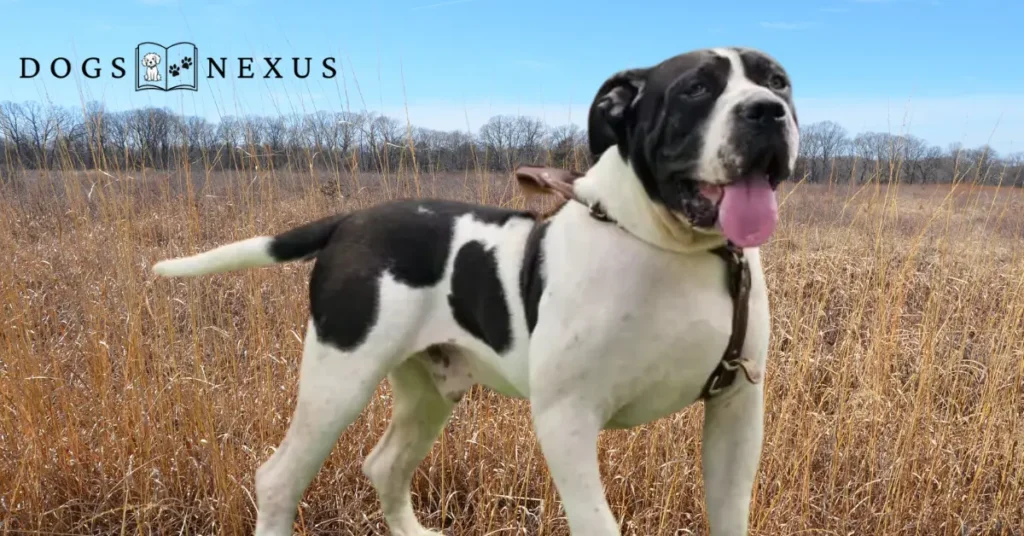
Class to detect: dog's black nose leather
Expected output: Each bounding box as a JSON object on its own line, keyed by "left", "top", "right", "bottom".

{"left": 739, "top": 99, "right": 787, "bottom": 126}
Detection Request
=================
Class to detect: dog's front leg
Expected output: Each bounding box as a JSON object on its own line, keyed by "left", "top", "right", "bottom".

{"left": 532, "top": 399, "right": 620, "bottom": 535}
{"left": 701, "top": 379, "right": 765, "bottom": 535}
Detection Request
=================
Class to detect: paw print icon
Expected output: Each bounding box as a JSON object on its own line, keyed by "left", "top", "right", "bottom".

{"left": 181, "top": 56, "right": 193, "bottom": 69}
{"left": 169, "top": 64, "right": 181, "bottom": 77}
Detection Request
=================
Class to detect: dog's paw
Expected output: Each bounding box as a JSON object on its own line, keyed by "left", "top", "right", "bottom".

{"left": 181, "top": 56, "right": 193, "bottom": 69}
{"left": 169, "top": 64, "right": 180, "bottom": 77}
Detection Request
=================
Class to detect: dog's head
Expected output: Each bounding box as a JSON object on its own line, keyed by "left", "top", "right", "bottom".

{"left": 142, "top": 53, "right": 161, "bottom": 68}
{"left": 588, "top": 47, "right": 799, "bottom": 248}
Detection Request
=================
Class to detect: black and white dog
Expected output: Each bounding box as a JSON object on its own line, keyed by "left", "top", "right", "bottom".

{"left": 152, "top": 46, "right": 799, "bottom": 536}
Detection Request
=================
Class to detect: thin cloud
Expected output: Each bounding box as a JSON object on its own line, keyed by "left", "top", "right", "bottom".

{"left": 412, "top": 0, "right": 478, "bottom": 11}
{"left": 760, "top": 21, "right": 817, "bottom": 31}
{"left": 849, "top": 0, "right": 939, "bottom": 6}
{"left": 513, "top": 59, "right": 556, "bottom": 70}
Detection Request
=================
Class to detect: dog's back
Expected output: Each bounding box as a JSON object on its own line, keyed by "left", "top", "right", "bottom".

{"left": 153, "top": 196, "right": 545, "bottom": 364}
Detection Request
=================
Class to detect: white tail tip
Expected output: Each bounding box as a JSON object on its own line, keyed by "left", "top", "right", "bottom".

{"left": 152, "top": 236, "right": 277, "bottom": 277}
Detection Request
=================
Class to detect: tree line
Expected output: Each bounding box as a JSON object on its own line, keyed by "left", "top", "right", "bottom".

{"left": 1, "top": 100, "right": 1021, "bottom": 186}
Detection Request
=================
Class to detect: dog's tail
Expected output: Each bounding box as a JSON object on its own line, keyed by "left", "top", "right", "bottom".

{"left": 151, "top": 213, "right": 345, "bottom": 278}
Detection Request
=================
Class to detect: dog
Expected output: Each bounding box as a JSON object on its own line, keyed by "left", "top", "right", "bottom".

{"left": 142, "top": 52, "right": 161, "bottom": 82}
{"left": 151, "top": 46, "right": 799, "bottom": 535}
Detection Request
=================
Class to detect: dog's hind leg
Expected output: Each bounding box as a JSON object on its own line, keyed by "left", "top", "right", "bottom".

{"left": 361, "top": 352, "right": 456, "bottom": 536}
{"left": 252, "top": 318, "right": 400, "bottom": 536}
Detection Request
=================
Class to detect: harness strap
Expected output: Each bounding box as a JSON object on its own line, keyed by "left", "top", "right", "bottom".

{"left": 699, "top": 244, "right": 761, "bottom": 400}
{"left": 561, "top": 192, "right": 761, "bottom": 401}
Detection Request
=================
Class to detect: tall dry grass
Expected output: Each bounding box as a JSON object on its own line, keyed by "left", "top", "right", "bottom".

{"left": 1, "top": 144, "right": 1023, "bottom": 536}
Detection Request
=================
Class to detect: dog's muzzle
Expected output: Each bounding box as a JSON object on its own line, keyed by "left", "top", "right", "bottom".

{"left": 695, "top": 99, "right": 791, "bottom": 248}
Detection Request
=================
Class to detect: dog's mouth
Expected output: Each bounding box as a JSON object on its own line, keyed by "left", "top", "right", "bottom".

{"left": 678, "top": 152, "right": 784, "bottom": 248}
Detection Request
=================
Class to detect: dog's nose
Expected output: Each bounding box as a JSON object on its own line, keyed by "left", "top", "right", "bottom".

{"left": 738, "top": 99, "right": 787, "bottom": 126}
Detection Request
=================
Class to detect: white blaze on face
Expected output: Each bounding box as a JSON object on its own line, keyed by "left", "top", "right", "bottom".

{"left": 697, "top": 48, "right": 798, "bottom": 185}
{"left": 694, "top": 48, "right": 801, "bottom": 248}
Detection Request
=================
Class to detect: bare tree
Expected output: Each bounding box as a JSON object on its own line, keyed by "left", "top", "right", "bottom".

{"left": 479, "top": 114, "right": 547, "bottom": 172}
{"left": 22, "top": 101, "right": 62, "bottom": 168}
{"left": 799, "top": 120, "right": 850, "bottom": 182}
{"left": 0, "top": 98, "right": 1018, "bottom": 190}
{"left": 0, "top": 102, "right": 28, "bottom": 169}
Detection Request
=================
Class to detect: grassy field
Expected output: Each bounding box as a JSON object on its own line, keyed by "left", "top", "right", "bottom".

{"left": 1, "top": 162, "right": 1022, "bottom": 535}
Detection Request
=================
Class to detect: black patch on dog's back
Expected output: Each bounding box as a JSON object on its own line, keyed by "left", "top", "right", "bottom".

{"left": 448, "top": 240, "right": 512, "bottom": 354}
{"left": 269, "top": 213, "right": 346, "bottom": 262}
{"left": 519, "top": 220, "right": 549, "bottom": 334}
{"left": 309, "top": 198, "right": 533, "bottom": 351}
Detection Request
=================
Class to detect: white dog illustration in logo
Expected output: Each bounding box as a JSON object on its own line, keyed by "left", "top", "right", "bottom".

{"left": 142, "top": 52, "right": 162, "bottom": 82}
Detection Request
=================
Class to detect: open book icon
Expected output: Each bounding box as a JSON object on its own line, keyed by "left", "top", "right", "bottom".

{"left": 135, "top": 42, "right": 199, "bottom": 92}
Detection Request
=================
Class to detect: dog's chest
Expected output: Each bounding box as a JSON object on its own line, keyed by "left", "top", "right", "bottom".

{"left": 535, "top": 210, "right": 770, "bottom": 428}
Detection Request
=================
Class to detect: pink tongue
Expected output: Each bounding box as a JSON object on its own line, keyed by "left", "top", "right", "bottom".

{"left": 718, "top": 175, "right": 778, "bottom": 247}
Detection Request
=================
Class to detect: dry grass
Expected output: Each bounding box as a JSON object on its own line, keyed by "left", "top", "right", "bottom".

{"left": 1, "top": 160, "right": 1023, "bottom": 536}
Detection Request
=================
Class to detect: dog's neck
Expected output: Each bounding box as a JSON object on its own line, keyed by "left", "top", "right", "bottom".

{"left": 572, "top": 149, "right": 728, "bottom": 254}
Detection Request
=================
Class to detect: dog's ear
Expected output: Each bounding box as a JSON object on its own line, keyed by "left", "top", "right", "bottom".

{"left": 588, "top": 67, "right": 649, "bottom": 157}
{"left": 514, "top": 165, "right": 582, "bottom": 201}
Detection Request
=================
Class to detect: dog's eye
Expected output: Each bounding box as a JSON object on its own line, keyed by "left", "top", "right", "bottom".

{"left": 683, "top": 82, "right": 708, "bottom": 98}
{"left": 768, "top": 74, "right": 788, "bottom": 91}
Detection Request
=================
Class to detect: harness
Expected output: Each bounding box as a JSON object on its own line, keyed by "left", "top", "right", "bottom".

{"left": 565, "top": 195, "right": 762, "bottom": 401}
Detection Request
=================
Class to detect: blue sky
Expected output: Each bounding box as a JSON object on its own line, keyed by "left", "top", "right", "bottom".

{"left": 1, "top": 0, "right": 1022, "bottom": 153}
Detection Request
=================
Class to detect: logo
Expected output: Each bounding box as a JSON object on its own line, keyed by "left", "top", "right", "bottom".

{"left": 135, "top": 41, "right": 198, "bottom": 92}
{"left": 18, "top": 43, "right": 338, "bottom": 91}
